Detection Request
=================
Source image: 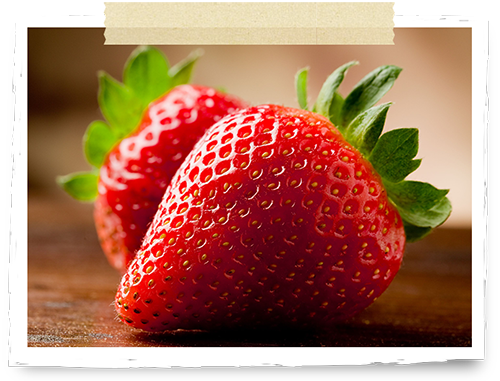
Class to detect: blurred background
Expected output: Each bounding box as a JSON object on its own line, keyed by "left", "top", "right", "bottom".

{"left": 28, "top": 27, "right": 471, "bottom": 228}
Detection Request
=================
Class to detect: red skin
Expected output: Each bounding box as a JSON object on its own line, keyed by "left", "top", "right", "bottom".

{"left": 115, "top": 105, "right": 405, "bottom": 332}
{"left": 94, "top": 85, "right": 248, "bottom": 273}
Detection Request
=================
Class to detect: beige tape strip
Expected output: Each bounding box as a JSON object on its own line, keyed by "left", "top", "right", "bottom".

{"left": 104, "top": 2, "right": 395, "bottom": 45}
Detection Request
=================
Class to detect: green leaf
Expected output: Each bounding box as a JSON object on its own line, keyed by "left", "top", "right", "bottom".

{"left": 328, "top": 92, "right": 344, "bottom": 128}
{"left": 56, "top": 171, "right": 98, "bottom": 202}
{"left": 403, "top": 222, "right": 433, "bottom": 243}
{"left": 83, "top": 121, "right": 119, "bottom": 167}
{"left": 98, "top": 71, "right": 144, "bottom": 137}
{"left": 123, "top": 46, "right": 172, "bottom": 106}
{"left": 314, "top": 61, "right": 358, "bottom": 125}
{"left": 387, "top": 181, "right": 450, "bottom": 213}
{"left": 344, "top": 102, "right": 392, "bottom": 156}
{"left": 340, "top": 65, "right": 402, "bottom": 128}
{"left": 370, "top": 128, "right": 421, "bottom": 183}
{"left": 295, "top": 67, "right": 309, "bottom": 110}
{"left": 169, "top": 49, "right": 203, "bottom": 87}
{"left": 386, "top": 180, "right": 452, "bottom": 228}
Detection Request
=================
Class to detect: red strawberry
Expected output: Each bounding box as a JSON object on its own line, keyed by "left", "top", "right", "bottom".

{"left": 95, "top": 85, "right": 247, "bottom": 271}
{"left": 115, "top": 62, "right": 451, "bottom": 331}
{"left": 58, "top": 47, "right": 247, "bottom": 273}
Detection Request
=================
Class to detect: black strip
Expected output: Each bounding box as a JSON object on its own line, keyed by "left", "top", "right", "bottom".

{"left": 441, "top": 2, "right": 462, "bottom": 16}
{"left": 484, "top": 21, "right": 498, "bottom": 372}
{"left": 83, "top": 2, "right": 104, "bottom": 16}
{"left": 69, "top": 1, "right": 80, "bottom": 16}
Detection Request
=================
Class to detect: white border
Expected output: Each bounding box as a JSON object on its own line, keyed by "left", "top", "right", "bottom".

{"left": 3, "top": 0, "right": 494, "bottom": 373}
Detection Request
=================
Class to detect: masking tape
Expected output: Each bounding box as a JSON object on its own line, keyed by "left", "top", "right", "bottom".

{"left": 104, "top": 2, "right": 395, "bottom": 45}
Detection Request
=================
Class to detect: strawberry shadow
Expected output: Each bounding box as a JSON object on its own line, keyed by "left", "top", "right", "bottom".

{"left": 130, "top": 325, "right": 328, "bottom": 347}
{"left": 127, "top": 319, "right": 472, "bottom": 347}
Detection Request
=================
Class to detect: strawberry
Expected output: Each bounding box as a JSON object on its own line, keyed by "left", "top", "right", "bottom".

{"left": 115, "top": 62, "right": 452, "bottom": 332}
{"left": 58, "top": 46, "right": 248, "bottom": 272}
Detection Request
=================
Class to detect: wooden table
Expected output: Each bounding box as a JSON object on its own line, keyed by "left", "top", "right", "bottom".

{"left": 28, "top": 193, "right": 472, "bottom": 347}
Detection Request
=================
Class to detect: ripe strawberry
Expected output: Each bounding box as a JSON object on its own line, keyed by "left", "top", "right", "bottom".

{"left": 94, "top": 85, "right": 248, "bottom": 272}
{"left": 115, "top": 62, "right": 452, "bottom": 332}
{"left": 58, "top": 47, "right": 247, "bottom": 272}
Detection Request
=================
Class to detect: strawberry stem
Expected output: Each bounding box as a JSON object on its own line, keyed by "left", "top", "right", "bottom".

{"left": 57, "top": 46, "right": 202, "bottom": 202}
{"left": 297, "top": 62, "right": 452, "bottom": 242}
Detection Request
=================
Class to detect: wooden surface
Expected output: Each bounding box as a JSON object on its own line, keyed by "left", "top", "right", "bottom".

{"left": 28, "top": 193, "right": 472, "bottom": 347}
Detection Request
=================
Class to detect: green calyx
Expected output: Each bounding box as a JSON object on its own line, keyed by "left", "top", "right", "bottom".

{"left": 57, "top": 46, "right": 202, "bottom": 202}
{"left": 295, "top": 62, "right": 451, "bottom": 242}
